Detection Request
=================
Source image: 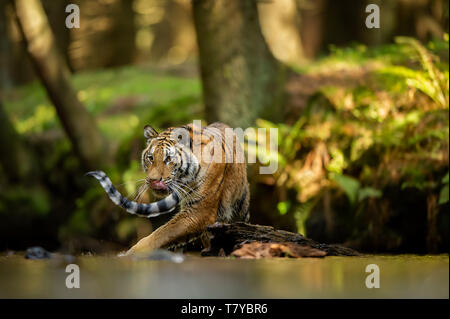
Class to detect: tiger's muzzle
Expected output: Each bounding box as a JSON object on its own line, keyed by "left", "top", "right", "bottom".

{"left": 147, "top": 178, "right": 168, "bottom": 191}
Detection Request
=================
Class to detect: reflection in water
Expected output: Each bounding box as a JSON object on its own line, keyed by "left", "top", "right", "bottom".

{"left": 0, "top": 254, "right": 448, "bottom": 298}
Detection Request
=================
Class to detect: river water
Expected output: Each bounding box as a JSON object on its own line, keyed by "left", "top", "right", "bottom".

{"left": 0, "top": 254, "right": 448, "bottom": 298}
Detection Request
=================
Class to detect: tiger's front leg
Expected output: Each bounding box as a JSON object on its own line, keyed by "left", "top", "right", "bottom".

{"left": 125, "top": 203, "right": 218, "bottom": 256}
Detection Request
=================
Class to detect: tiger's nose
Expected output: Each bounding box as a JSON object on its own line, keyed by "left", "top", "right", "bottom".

{"left": 146, "top": 177, "right": 161, "bottom": 183}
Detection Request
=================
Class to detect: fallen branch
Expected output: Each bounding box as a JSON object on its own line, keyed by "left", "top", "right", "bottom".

{"left": 201, "top": 222, "right": 360, "bottom": 257}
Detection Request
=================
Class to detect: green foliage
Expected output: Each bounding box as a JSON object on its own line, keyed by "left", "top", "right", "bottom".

{"left": 0, "top": 186, "right": 51, "bottom": 217}
{"left": 439, "top": 172, "right": 449, "bottom": 205}
{"left": 2, "top": 37, "right": 448, "bottom": 252}
{"left": 357, "top": 187, "right": 382, "bottom": 202}
{"left": 378, "top": 37, "right": 449, "bottom": 109}
{"left": 332, "top": 174, "right": 360, "bottom": 205}
{"left": 277, "top": 201, "right": 291, "bottom": 215}
{"left": 255, "top": 37, "right": 449, "bottom": 241}
{"left": 331, "top": 173, "right": 381, "bottom": 205}
{"left": 1, "top": 65, "right": 203, "bottom": 244}
{"left": 3, "top": 66, "right": 202, "bottom": 141}
{"left": 293, "top": 200, "right": 315, "bottom": 236}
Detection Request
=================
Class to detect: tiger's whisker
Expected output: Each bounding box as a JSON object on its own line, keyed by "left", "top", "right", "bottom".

{"left": 116, "top": 179, "right": 146, "bottom": 187}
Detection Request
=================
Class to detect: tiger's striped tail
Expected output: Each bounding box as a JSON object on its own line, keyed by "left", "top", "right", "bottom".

{"left": 86, "top": 170, "right": 179, "bottom": 218}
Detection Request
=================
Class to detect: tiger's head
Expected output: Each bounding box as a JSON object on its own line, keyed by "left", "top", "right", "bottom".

{"left": 141, "top": 125, "right": 199, "bottom": 198}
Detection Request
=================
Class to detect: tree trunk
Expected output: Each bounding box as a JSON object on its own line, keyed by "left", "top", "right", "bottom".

{"left": 192, "top": 0, "right": 286, "bottom": 128}
{"left": 0, "top": 101, "right": 34, "bottom": 183}
{"left": 12, "top": 0, "right": 110, "bottom": 170}
{"left": 41, "top": 0, "right": 72, "bottom": 71}
{"left": 0, "top": 0, "right": 12, "bottom": 89}
{"left": 297, "top": 0, "right": 326, "bottom": 59}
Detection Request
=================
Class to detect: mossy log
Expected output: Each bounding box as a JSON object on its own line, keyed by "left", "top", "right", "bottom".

{"left": 201, "top": 222, "right": 360, "bottom": 257}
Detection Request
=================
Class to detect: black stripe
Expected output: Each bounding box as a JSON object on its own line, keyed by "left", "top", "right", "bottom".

{"left": 194, "top": 164, "right": 201, "bottom": 179}
{"left": 215, "top": 164, "right": 228, "bottom": 192}
{"left": 120, "top": 197, "right": 131, "bottom": 209}
{"left": 233, "top": 189, "right": 247, "bottom": 216}
{"left": 107, "top": 186, "right": 116, "bottom": 197}
{"left": 184, "top": 192, "right": 205, "bottom": 207}
{"left": 157, "top": 200, "right": 168, "bottom": 212}
{"left": 182, "top": 126, "right": 193, "bottom": 150}
{"left": 217, "top": 203, "right": 225, "bottom": 219}
{"left": 142, "top": 150, "right": 149, "bottom": 166}
{"left": 136, "top": 204, "right": 146, "bottom": 215}
{"left": 180, "top": 148, "right": 191, "bottom": 177}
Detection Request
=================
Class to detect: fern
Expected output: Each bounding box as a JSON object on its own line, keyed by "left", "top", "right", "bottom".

{"left": 395, "top": 36, "right": 449, "bottom": 109}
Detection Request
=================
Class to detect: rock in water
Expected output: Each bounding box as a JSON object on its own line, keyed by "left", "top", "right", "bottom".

{"left": 25, "top": 246, "right": 51, "bottom": 259}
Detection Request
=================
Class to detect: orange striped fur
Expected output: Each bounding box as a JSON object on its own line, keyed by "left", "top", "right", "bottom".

{"left": 126, "top": 122, "right": 249, "bottom": 255}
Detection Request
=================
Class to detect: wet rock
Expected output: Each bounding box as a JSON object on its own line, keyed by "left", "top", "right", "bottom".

{"left": 5, "top": 250, "right": 15, "bottom": 257}
{"left": 25, "top": 246, "right": 52, "bottom": 259}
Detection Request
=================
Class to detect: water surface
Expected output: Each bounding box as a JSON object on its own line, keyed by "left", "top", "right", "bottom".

{"left": 0, "top": 254, "right": 447, "bottom": 298}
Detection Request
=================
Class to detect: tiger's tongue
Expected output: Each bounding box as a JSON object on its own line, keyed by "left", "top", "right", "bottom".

{"left": 150, "top": 180, "right": 167, "bottom": 190}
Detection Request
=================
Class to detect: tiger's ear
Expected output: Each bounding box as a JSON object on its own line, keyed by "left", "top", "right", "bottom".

{"left": 144, "top": 125, "right": 158, "bottom": 140}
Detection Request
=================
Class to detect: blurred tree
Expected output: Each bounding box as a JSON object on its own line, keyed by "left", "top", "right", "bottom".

{"left": 396, "top": 0, "right": 447, "bottom": 41}
{"left": 0, "top": 0, "right": 35, "bottom": 86}
{"left": 41, "top": 0, "right": 72, "bottom": 71}
{"left": 12, "top": 0, "right": 111, "bottom": 170}
{"left": 0, "top": 0, "right": 12, "bottom": 89}
{"left": 319, "top": 0, "right": 368, "bottom": 53}
{"left": 258, "top": 0, "right": 304, "bottom": 64}
{"left": 296, "top": 0, "right": 326, "bottom": 59}
{"left": 192, "top": 0, "right": 286, "bottom": 128}
{"left": 296, "top": 0, "right": 449, "bottom": 58}
{"left": 148, "top": 0, "right": 177, "bottom": 62}
{"left": 145, "top": 0, "right": 196, "bottom": 65}
{"left": 68, "top": 0, "right": 137, "bottom": 70}
{"left": 0, "top": 100, "right": 34, "bottom": 183}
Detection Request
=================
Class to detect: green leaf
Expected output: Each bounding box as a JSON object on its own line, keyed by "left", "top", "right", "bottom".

{"left": 358, "top": 187, "right": 382, "bottom": 202}
{"left": 277, "top": 201, "right": 291, "bottom": 215}
{"left": 442, "top": 172, "right": 449, "bottom": 184}
{"left": 332, "top": 174, "right": 361, "bottom": 205}
{"left": 439, "top": 184, "right": 449, "bottom": 205}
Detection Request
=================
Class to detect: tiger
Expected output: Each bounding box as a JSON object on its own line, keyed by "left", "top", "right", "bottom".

{"left": 88, "top": 121, "right": 250, "bottom": 255}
